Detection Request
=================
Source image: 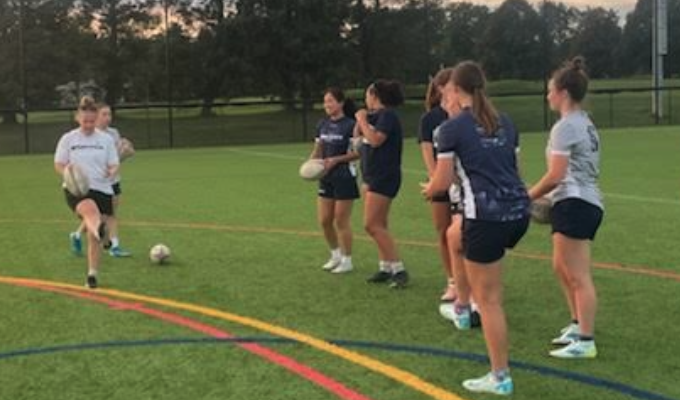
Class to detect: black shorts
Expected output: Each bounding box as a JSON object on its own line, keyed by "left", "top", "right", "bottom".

{"left": 64, "top": 189, "right": 114, "bottom": 216}
{"left": 318, "top": 177, "right": 360, "bottom": 201}
{"left": 463, "top": 217, "right": 530, "bottom": 264}
{"left": 364, "top": 175, "right": 402, "bottom": 199}
{"left": 112, "top": 182, "right": 122, "bottom": 196}
{"left": 551, "top": 198, "right": 604, "bottom": 241}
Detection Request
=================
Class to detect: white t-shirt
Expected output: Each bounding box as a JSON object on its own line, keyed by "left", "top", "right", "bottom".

{"left": 54, "top": 129, "right": 120, "bottom": 195}
{"left": 100, "top": 126, "right": 122, "bottom": 183}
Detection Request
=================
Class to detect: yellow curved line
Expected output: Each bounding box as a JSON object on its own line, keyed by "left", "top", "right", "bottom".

{"left": 0, "top": 276, "right": 468, "bottom": 400}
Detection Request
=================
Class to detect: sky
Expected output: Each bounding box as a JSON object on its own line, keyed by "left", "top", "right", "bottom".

{"left": 451, "top": 0, "right": 637, "bottom": 15}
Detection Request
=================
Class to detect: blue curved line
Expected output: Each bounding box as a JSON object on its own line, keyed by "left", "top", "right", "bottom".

{"left": 0, "top": 337, "right": 675, "bottom": 400}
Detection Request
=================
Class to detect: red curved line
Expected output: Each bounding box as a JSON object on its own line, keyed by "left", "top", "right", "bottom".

{"left": 13, "top": 281, "right": 374, "bottom": 400}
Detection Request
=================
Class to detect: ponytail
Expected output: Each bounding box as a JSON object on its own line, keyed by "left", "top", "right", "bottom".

{"left": 343, "top": 98, "right": 357, "bottom": 117}
{"left": 451, "top": 61, "right": 499, "bottom": 135}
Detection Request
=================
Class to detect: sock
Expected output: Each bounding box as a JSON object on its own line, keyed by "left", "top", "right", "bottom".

{"left": 379, "top": 260, "right": 391, "bottom": 273}
{"left": 111, "top": 237, "right": 120, "bottom": 248}
{"left": 341, "top": 255, "right": 352, "bottom": 263}
{"left": 330, "top": 248, "right": 341, "bottom": 260}
{"left": 454, "top": 301, "right": 471, "bottom": 314}
{"left": 493, "top": 368, "right": 511, "bottom": 381}
{"left": 579, "top": 335, "right": 594, "bottom": 342}
{"left": 73, "top": 231, "right": 81, "bottom": 239}
{"left": 88, "top": 269, "right": 98, "bottom": 277}
{"left": 571, "top": 319, "right": 579, "bottom": 326}
{"left": 391, "top": 261, "right": 405, "bottom": 273}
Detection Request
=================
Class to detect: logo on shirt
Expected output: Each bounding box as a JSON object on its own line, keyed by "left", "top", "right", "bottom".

{"left": 71, "top": 145, "right": 105, "bottom": 151}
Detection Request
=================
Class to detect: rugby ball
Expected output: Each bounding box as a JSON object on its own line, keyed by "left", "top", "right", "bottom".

{"left": 530, "top": 197, "right": 552, "bottom": 225}
{"left": 118, "top": 138, "right": 135, "bottom": 161}
{"left": 299, "top": 159, "right": 326, "bottom": 181}
{"left": 150, "top": 244, "right": 171, "bottom": 265}
{"left": 63, "top": 164, "right": 90, "bottom": 198}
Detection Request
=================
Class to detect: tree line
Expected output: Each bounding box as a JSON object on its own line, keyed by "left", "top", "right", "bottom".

{"left": 0, "top": 0, "right": 678, "bottom": 122}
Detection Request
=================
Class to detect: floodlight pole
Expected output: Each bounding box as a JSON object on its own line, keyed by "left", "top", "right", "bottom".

{"left": 18, "top": 0, "right": 29, "bottom": 153}
{"left": 164, "top": 0, "right": 174, "bottom": 148}
{"left": 652, "top": 0, "right": 667, "bottom": 123}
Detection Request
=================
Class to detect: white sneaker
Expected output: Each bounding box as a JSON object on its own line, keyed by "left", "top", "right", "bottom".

{"left": 438, "top": 303, "right": 470, "bottom": 330}
{"left": 550, "top": 340, "right": 597, "bottom": 359}
{"left": 321, "top": 257, "right": 341, "bottom": 271}
{"left": 462, "top": 372, "right": 513, "bottom": 396}
{"left": 552, "top": 323, "right": 580, "bottom": 345}
{"left": 331, "top": 259, "right": 353, "bottom": 274}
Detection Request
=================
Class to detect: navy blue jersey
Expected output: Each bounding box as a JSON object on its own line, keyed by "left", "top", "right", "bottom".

{"left": 436, "top": 109, "right": 529, "bottom": 222}
{"left": 360, "top": 108, "right": 403, "bottom": 183}
{"left": 316, "top": 116, "right": 356, "bottom": 180}
{"left": 418, "top": 106, "right": 448, "bottom": 159}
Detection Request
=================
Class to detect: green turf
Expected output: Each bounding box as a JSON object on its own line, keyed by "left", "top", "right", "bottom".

{"left": 0, "top": 126, "right": 679, "bottom": 400}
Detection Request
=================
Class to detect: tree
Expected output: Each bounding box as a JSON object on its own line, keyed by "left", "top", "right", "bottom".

{"left": 571, "top": 7, "right": 623, "bottom": 78}
{"left": 620, "top": 0, "right": 652, "bottom": 75}
{"left": 442, "top": 2, "right": 490, "bottom": 66}
{"left": 479, "top": 0, "right": 544, "bottom": 79}
{"left": 538, "top": 1, "right": 579, "bottom": 72}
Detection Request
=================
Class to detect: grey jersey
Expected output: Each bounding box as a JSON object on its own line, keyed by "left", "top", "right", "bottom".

{"left": 547, "top": 111, "right": 603, "bottom": 209}
{"left": 100, "top": 126, "right": 122, "bottom": 183}
{"left": 55, "top": 129, "right": 119, "bottom": 194}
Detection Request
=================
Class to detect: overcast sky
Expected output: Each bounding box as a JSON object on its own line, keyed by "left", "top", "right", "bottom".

{"left": 450, "top": 0, "right": 637, "bottom": 15}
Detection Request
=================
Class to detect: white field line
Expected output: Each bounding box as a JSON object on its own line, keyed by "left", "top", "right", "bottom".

{"left": 226, "top": 148, "right": 680, "bottom": 206}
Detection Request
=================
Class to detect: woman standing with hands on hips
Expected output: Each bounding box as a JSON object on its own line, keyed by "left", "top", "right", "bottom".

{"left": 423, "top": 62, "right": 530, "bottom": 396}
{"left": 529, "top": 57, "right": 603, "bottom": 359}
{"left": 355, "top": 80, "right": 409, "bottom": 289}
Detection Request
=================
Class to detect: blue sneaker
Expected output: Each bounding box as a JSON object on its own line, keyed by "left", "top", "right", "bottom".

{"left": 463, "top": 372, "right": 513, "bottom": 396}
{"left": 69, "top": 232, "right": 83, "bottom": 256}
{"left": 109, "top": 246, "right": 132, "bottom": 258}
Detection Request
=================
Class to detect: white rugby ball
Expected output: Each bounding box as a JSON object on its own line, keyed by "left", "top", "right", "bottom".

{"left": 150, "top": 244, "right": 171, "bottom": 265}
{"left": 299, "top": 159, "right": 326, "bottom": 181}
{"left": 530, "top": 197, "right": 552, "bottom": 225}
{"left": 63, "top": 164, "right": 90, "bottom": 198}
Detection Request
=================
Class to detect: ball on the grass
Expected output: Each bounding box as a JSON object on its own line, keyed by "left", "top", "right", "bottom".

{"left": 63, "top": 164, "right": 90, "bottom": 198}
{"left": 149, "top": 244, "right": 171, "bottom": 264}
{"left": 299, "top": 159, "right": 325, "bottom": 181}
{"left": 530, "top": 197, "right": 552, "bottom": 225}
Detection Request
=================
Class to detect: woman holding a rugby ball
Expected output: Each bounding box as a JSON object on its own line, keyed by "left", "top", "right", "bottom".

{"left": 55, "top": 97, "right": 119, "bottom": 289}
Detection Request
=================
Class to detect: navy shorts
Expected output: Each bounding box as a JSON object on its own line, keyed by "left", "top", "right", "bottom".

{"left": 551, "top": 198, "right": 604, "bottom": 241}
{"left": 318, "top": 177, "right": 360, "bottom": 201}
{"left": 112, "top": 182, "right": 122, "bottom": 196}
{"left": 364, "top": 175, "right": 401, "bottom": 199}
{"left": 463, "top": 217, "right": 530, "bottom": 264}
{"left": 65, "top": 189, "right": 114, "bottom": 216}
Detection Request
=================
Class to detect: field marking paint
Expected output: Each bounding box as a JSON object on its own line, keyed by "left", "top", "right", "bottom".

{"left": 0, "top": 337, "right": 676, "bottom": 400}
{"left": 6, "top": 280, "right": 374, "bottom": 400}
{"left": 0, "top": 277, "right": 468, "bottom": 400}
{"left": 2, "top": 217, "right": 679, "bottom": 282}
{"left": 225, "top": 148, "right": 680, "bottom": 206}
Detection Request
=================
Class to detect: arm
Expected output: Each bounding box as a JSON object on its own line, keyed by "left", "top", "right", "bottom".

{"left": 55, "top": 162, "right": 67, "bottom": 176}
{"left": 422, "top": 156, "right": 454, "bottom": 200}
{"left": 355, "top": 109, "right": 387, "bottom": 147}
{"left": 309, "top": 140, "right": 322, "bottom": 159}
{"left": 528, "top": 154, "right": 569, "bottom": 200}
{"left": 420, "top": 142, "right": 437, "bottom": 178}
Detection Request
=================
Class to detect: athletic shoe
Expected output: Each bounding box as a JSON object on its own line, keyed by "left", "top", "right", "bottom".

{"left": 109, "top": 246, "right": 132, "bottom": 258}
{"left": 549, "top": 340, "right": 597, "bottom": 359}
{"left": 86, "top": 275, "right": 98, "bottom": 290}
{"left": 551, "top": 323, "right": 580, "bottom": 345}
{"left": 69, "top": 232, "right": 83, "bottom": 256}
{"left": 389, "top": 270, "right": 409, "bottom": 289}
{"left": 366, "top": 270, "right": 392, "bottom": 284}
{"left": 331, "top": 259, "right": 353, "bottom": 274}
{"left": 321, "top": 257, "right": 341, "bottom": 271}
{"left": 462, "top": 372, "right": 513, "bottom": 396}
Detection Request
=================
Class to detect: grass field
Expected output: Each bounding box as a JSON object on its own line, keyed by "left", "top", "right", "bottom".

{"left": 0, "top": 126, "right": 679, "bottom": 400}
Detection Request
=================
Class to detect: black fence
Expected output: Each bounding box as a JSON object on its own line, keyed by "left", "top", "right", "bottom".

{"left": 0, "top": 86, "right": 678, "bottom": 156}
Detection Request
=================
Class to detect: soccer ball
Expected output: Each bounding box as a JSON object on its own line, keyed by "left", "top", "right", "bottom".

{"left": 149, "top": 244, "right": 171, "bottom": 264}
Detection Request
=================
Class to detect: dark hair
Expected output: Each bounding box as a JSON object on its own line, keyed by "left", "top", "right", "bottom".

{"left": 552, "top": 56, "right": 589, "bottom": 102}
{"left": 450, "top": 61, "right": 499, "bottom": 134}
{"left": 424, "top": 68, "right": 455, "bottom": 111}
{"left": 78, "top": 96, "right": 99, "bottom": 113}
{"left": 324, "top": 87, "right": 357, "bottom": 117}
{"left": 369, "top": 79, "right": 405, "bottom": 108}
